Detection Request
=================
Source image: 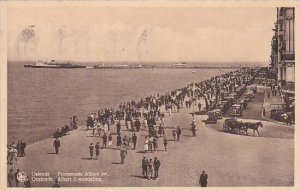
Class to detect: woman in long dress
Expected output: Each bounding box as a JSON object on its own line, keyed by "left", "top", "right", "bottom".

{"left": 144, "top": 137, "right": 149, "bottom": 152}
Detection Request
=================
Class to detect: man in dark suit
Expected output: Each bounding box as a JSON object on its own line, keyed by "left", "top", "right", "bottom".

{"left": 102, "top": 133, "right": 107, "bottom": 148}
{"left": 132, "top": 133, "right": 137, "bottom": 150}
{"left": 199, "top": 170, "right": 208, "bottom": 187}
{"left": 142, "top": 156, "right": 148, "bottom": 178}
{"left": 153, "top": 157, "right": 161, "bottom": 179}
{"left": 116, "top": 121, "right": 121, "bottom": 135}
{"left": 53, "top": 138, "right": 60, "bottom": 154}
{"left": 176, "top": 126, "right": 181, "bottom": 141}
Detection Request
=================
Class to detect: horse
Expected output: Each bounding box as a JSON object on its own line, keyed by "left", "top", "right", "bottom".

{"left": 244, "top": 122, "right": 263, "bottom": 136}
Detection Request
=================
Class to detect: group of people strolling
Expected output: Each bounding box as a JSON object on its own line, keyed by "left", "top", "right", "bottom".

{"left": 7, "top": 140, "right": 26, "bottom": 165}
{"left": 142, "top": 156, "right": 161, "bottom": 180}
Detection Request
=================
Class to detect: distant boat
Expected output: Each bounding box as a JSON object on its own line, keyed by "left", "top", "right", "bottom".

{"left": 24, "top": 60, "right": 86, "bottom": 69}
{"left": 129, "top": 64, "right": 142, "bottom": 69}
{"left": 94, "top": 63, "right": 142, "bottom": 69}
{"left": 172, "top": 62, "right": 187, "bottom": 67}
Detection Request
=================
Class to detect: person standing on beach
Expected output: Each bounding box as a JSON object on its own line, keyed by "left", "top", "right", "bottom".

{"left": 53, "top": 138, "right": 60, "bottom": 154}
{"left": 89, "top": 143, "right": 94, "bottom": 159}
{"left": 7, "top": 168, "right": 14, "bottom": 187}
{"left": 95, "top": 142, "right": 100, "bottom": 159}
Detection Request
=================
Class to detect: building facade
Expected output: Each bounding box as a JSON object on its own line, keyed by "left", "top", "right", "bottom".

{"left": 268, "top": 7, "right": 295, "bottom": 121}
{"left": 270, "top": 7, "right": 295, "bottom": 94}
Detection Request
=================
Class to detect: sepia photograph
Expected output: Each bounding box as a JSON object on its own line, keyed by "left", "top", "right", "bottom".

{"left": 0, "top": 1, "right": 297, "bottom": 188}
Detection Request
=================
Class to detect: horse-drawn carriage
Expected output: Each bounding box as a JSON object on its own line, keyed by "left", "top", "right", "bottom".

{"left": 223, "top": 118, "right": 244, "bottom": 134}
{"left": 223, "top": 118, "right": 263, "bottom": 136}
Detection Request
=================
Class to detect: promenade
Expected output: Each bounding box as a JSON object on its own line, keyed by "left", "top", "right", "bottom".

{"left": 8, "top": 91, "right": 294, "bottom": 187}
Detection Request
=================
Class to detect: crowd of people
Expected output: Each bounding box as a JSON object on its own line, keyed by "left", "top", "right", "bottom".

{"left": 8, "top": 68, "right": 260, "bottom": 187}
{"left": 7, "top": 140, "right": 26, "bottom": 165}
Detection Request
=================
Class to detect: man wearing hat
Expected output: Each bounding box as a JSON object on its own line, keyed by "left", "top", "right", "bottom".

{"left": 142, "top": 156, "right": 148, "bottom": 178}
{"left": 199, "top": 170, "right": 208, "bottom": 187}
{"left": 153, "top": 157, "right": 161, "bottom": 179}
{"left": 53, "top": 138, "right": 61, "bottom": 154}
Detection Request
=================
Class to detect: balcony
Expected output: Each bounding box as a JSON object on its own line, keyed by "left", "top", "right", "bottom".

{"left": 278, "top": 15, "right": 284, "bottom": 20}
{"left": 281, "top": 52, "right": 295, "bottom": 60}
{"left": 277, "top": 30, "right": 284, "bottom": 36}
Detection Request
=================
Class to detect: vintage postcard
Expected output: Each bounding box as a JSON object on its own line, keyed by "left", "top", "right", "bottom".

{"left": 0, "top": 1, "right": 299, "bottom": 190}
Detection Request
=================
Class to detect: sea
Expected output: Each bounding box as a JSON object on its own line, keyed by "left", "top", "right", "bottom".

{"left": 8, "top": 62, "right": 234, "bottom": 144}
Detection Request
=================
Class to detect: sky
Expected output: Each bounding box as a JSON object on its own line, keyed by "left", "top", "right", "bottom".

{"left": 7, "top": 6, "right": 276, "bottom": 64}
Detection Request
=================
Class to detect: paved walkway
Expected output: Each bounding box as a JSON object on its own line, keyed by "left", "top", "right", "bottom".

{"left": 7, "top": 100, "right": 294, "bottom": 187}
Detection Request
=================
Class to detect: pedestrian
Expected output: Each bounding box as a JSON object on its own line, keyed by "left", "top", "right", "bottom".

{"left": 15, "top": 169, "right": 20, "bottom": 187}
{"left": 89, "top": 143, "right": 94, "bottom": 159}
{"left": 7, "top": 168, "right": 14, "bottom": 187}
{"left": 262, "top": 107, "right": 266, "bottom": 117}
{"left": 163, "top": 137, "right": 168, "bottom": 152}
{"left": 23, "top": 176, "right": 31, "bottom": 187}
{"left": 116, "top": 121, "right": 121, "bottom": 135}
{"left": 95, "top": 142, "right": 100, "bottom": 159}
{"left": 199, "top": 170, "right": 208, "bottom": 187}
{"left": 148, "top": 137, "right": 153, "bottom": 151}
{"left": 52, "top": 178, "right": 60, "bottom": 187}
{"left": 102, "top": 133, "right": 107, "bottom": 148}
{"left": 144, "top": 137, "right": 149, "bottom": 153}
{"left": 153, "top": 157, "right": 161, "bottom": 179}
{"left": 191, "top": 121, "right": 196, "bottom": 136}
{"left": 97, "top": 124, "right": 102, "bottom": 137}
{"left": 7, "top": 145, "right": 14, "bottom": 165}
{"left": 173, "top": 130, "right": 177, "bottom": 141}
{"left": 198, "top": 102, "right": 202, "bottom": 112}
{"left": 120, "top": 145, "right": 128, "bottom": 164}
{"left": 116, "top": 134, "right": 122, "bottom": 148}
{"left": 142, "top": 156, "right": 148, "bottom": 178}
{"left": 20, "top": 140, "right": 26, "bottom": 157}
{"left": 92, "top": 125, "right": 96, "bottom": 135}
{"left": 153, "top": 137, "right": 158, "bottom": 151}
{"left": 132, "top": 133, "right": 137, "bottom": 150}
{"left": 108, "top": 134, "right": 113, "bottom": 147}
{"left": 177, "top": 126, "right": 181, "bottom": 141}
{"left": 11, "top": 144, "right": 18, "bottom": 164}
{"left": 53, "top": 138, "right": 60, "bottom": 154}
{"left": 147, "top": 159, "right": 153, "bottom": 180}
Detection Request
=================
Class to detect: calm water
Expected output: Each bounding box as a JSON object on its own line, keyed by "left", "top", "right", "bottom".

{"left": 8, "top": 62, "right": 232, "bottom": 144}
